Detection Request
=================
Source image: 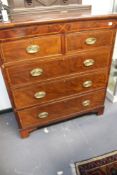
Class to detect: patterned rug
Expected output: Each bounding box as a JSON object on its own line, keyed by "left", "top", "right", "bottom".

{"left": 75, "top": 151, "right": 117, "bottom": 175}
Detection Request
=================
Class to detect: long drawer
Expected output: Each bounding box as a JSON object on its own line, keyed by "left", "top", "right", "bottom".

{"left": 66, "top": 30, "right": 114, "bottom": 53}
{"left": 18, "top": 89, "right": 105, "bottom": 129}
{"left": 12, "top": 70, "right": 108, "bottom": 109}
{"left": 1, "top": 34, "right": 62, "bottom": 63}
{"left": 6, "top": 48, "right": 111, "bottom": 88}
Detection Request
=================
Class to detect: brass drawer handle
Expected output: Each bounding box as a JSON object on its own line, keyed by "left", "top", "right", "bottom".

{"left": 85, "top": 37, "right": 97, "bottom": 45}
{"left": 30, "top": 68, "right": 43, "bottom": 77}
{"left": 83, "top": 80, "right": 92, "bottom": 88}
{"left": 26, "top": 45, "right": 40, "bottom": 54}
{"left": 34, "top": 91, "right": 46, "bottom": 99}
{"left": 82, "top": 100, "right": 91, "bottom": 107}
{"left": 38, "top": 112, "right": 48, "bottom": 119}
{"left": 84, "top": 59, "right": 95, "bottom": 67}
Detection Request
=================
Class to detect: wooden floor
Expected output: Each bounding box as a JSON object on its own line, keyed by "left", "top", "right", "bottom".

{"left": 0, "top": 99, "right": 116, "bottom": 175}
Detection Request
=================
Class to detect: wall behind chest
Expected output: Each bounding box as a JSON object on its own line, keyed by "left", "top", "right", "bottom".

{"left": 83, "top": 0, "right": 114, "bottom": 13}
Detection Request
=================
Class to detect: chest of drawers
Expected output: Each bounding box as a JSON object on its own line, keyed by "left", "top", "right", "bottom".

{"left": 0, "top": 11, "right": 117, "bottom": 138}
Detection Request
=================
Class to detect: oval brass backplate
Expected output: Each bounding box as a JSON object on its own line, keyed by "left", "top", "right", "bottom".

{"left": 83, "top": 80, "right": 92, "bottom": 88}
{"left": 34, "top": 91, "right": 46, "bottom": 99}
{"left": 84, "top": 59, "right": 95, "bottom": 67}
{"left": 38, "top": 112, "right": 49, "bottom": 119}
{"left": 26, "top": 45, "right": 40, "bottom": 54}
{"left": 85, "top": 37, "right": 97, "bottom": 45}
{"left": 30, "top": 68, "right": 43, "bottom": 77}
{"left": 82, "top": 100, "right": 91, "bottom": 107}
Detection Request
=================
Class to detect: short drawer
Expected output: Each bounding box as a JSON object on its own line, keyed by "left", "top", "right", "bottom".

{"left": 6, "top": 48, "right": 111, "bottom": 87}
{"left": 66, "top": 30, "right": 114, "bottom": 53}
{"left": 12, "top": 70, "right": 108, "bottom": 109}
{"left": 1, "top": 34, "right": 62, "bottom": 63}
{"left": 18, "top": 89, "right": 105, "bottom": 129}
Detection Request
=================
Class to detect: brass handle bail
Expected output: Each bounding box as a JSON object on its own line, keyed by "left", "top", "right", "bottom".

{"left": 34, "top": 91, "right": 46, "bottom": 99}
{"left": 26, "top": 45, "right": 40, "bottom": 54}
{"left": 84, "top": 59, "right": 95, "bottom": 67}
{"left": 83, "top": 80, "right": 92, "bottom": 88}
{"left": 82, "top": 100, "right": 91, "bottom": 107}
{"left": 30, "top": 68, "right": 43, "bottom": 77}
{"left": 85, "top": 37, "right": 97, "bottom": 45}
{"left": 38, "top": 112, "right": 48, "bottom": 119}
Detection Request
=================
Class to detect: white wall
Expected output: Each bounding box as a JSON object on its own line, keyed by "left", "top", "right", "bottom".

{"left": 0, "top": 0, "right": 11, "bottom": 110}
{"left": 0, "top": 70, "right": 11, "bottom": 110}
{"left": 0, "top": 0, "right": 115, "bottom": 110}
{"left": 83, "top": 0, "right": 114, "bottom": 14}
{"left": 2, "top": 0, "right": 7, "bottom": 5}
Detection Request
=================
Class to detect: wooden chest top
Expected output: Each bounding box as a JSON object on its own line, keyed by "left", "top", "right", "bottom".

{"left": 0, "top": 10, "right": 117, "bottom": 30}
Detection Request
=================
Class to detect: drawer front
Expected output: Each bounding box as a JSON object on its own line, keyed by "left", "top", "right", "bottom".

{"left": 1, "top": 34, "right": 62, "bottom": 63}
{"left": 12, "top": 70, "right": 108, "bottom": 109}
{"left": 6, "top": 48, "right": 111, "bottom": 87}
{"left": 66, "top": 30, "right": 114, "bottom": 53}
{"left": 0, "top": 23, "right": 61, "bottom": 40}
{"left": 66, "top": 20, "right": 116, "bottom": 32}
{"left": 18, "top": 89, "right": 105, "bottom": 128}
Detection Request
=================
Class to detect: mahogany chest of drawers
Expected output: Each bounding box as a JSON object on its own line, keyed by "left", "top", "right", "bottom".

{"left": 0, "top": 11, "right": 117, "bottom": 138}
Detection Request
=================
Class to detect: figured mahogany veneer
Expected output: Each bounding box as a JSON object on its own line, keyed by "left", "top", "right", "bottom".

{"left": 6, "top": 48, "right": 111, "bottom": 88}
{"left": 1, "top": 34, "right": 62, "bottom": 63}
{"left": 66, "top": 30, "right": 114, "bottom": 53}
{"left": 0, "top": 10, "right": 117, "bottom": 138}
{"left": 18, "top": 89, "right": 105, "bottom": 129}
{"left": 12, "top": 70, "right": 107, "bottom": 110}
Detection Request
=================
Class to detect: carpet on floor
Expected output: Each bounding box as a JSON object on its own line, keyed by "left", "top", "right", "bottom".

{"left": 75, "top": 151, "right": 117, "bottom": 175}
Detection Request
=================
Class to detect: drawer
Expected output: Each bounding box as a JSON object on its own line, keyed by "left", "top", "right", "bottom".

{"left": 0, "top": 23, "right": 61, "bottom": 40}
{"left": 12, "top": 70, "right": 108, "bottom": 109}
{"left": 66, "top": 30, "right": 114, "bottom": 53}
{"left": 66, "top": 20, "right": 116, "bottom": 32}
{"left": 6, "top": 48, "right": 111, "bottom": 87}
{"left": 1, "top": 34, "right": 62, "bottom": 63}
{"left": 18, "top": 89, "right": 105, "bottom": 129}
